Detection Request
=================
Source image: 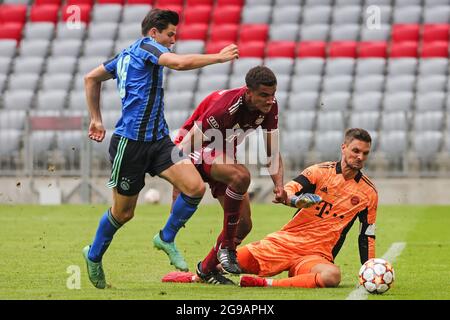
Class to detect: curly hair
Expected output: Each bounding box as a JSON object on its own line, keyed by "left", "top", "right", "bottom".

{"left": 245, "top": 66, "right": 277, "bottom": 90}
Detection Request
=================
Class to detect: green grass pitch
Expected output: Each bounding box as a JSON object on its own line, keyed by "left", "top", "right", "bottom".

{"left": 0, "top": 203, "right": 449, "bottom": 300}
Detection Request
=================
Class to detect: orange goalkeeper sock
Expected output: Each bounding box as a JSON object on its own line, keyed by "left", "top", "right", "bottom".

{"left": 271, "top": 273, "right": 325, "bottom": 288}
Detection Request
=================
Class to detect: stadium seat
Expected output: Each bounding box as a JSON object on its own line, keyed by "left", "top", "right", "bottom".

{"left": 0, "top": 129, "right": 22, "bottom": 159}
{"left": 239, "top": 24, "right": 269, "bottom": 43}
{"left": 209, "top": 24, "right": 239, "bottom": 43}
{"left": 271, "top": 5, "right": 301, "bottom": 24}
{"left": 378, "top": 130, "right": 408, "bottom": 155}
{"left": 97, "top": 0, "right": 125, "bottom": 4}
{"left": 66, "top": 0, "right": 94, "bottom": 5}
{"left": 0, "top": 23, "right": 23, "bottom": 42}
{"left": 30, "top": 4, "right": 60, "bottom": 23}
{"left": 413, "top": 111, "right": 444, "bottom": 131}
{"left": 67, "top": 90, "right": 88, "bottom": 109}
{"left": 3, "top": 90, "right": 34, "bottom": 109}
{"left": 297, "top": 41, "right": 326, "bottom": 58}
{"left": 387, "top": 58, "right": 418, "bottom": 75}
{"left": 291, "top": 75, "right": 322, "bottom": 92}
{"left": 100, "top": 93, "right": 122, "bottom": 110}
{"left": 316, "top": 111, "right": 345, "bottom": 131}
{"left": 305, "top": 0, "right": 333, "bottom": 5}
{"left": 211, "top": 6, "right": 241, "bottom": 25}
{"left": 389, "top": 42, "right": 419, "bottom": 58}
{"left": 183, "top": 6, "right": 211, "bottom": 25}
{"left": 284, "top": 111, "right": 316, "bottom": 131}
{"left": 36, "top": 90, "right": 67, "bottom": 109}
{"left": 83, "top": 39, "right": 114, "bottom": 57}
{"left": 0, "top": 57, "right": 12, "bottom": 74}
{"left": 352, "top": 92, "right": 383, "bottom": 111}
{"left": 91, "top": 4, "right": 122, "bottom": 23}
{"left": 381, "top": 112, "right": 408, "bottom": 131}
{"left": 412, "top": 131, "right": 443, "bottom": 159}
{"left": 41, "top": 74, "right": 72, "bottom": 91}
{"left": 155, "top": 0, "right": 183, "bottom": 6}
{"left": 329, "top": 24, "right": 360, "bottom": 41}
{"left": 197, "top": 74, "right": 229, "bottom": 91}
{"left": 353, "top": 75, "right": 384, "bottom": 92}
{"left": 122, "top": 4, "right": 151, "bottom": 23}
{"left": 78, "top": 56, "right": 108, "bottom": 74}
{"left": 349, "top": 112, "right": 379, "bottom": 131}
{"left": 51, "top": 39, "right": 82, "bottom": 57}
{"left": 418, "top": 58, "right": 448, "bottom": 75}
{"left": 363, "top": 5, "right": 391, "bottom": 24}
{"left": 416, "top": 75, "right": 447, "bottom": 93}
{"left": 264, "top": 57, "right": 294, "bottom": 75}
{"left": 302, "top": 5, "right": 332, "bottom": 25}
{"left": 420, "top": 42, "right": 449, "bottom": 58}
{"left": 177, "top": 24, "right": 208, "bottom": 41}
{"left": 322, "top": 75, "right": 353, "bottom": 93}
{"left": 288, "top": 92, "right": 319, "bottom": 111}
{"left": 45, "top": 56, "right": 77, "bottom": 74}
{"left": 164, "top": 91, "right": 194, "bottom": 110}
{"left": 238, "top": 41, "right": 265, "bottom": 58}
{"left": 391, "top": 24, "right": 420, "bottom": 42}
{"left": 392, "top": 6, "right": 422, "bottom": 24}
{"left": 358, "top": 42, "right": 388, "bottom": 58}
{"left": 175, "top": 40, "right": 204, "bottom": 54}
{"left": 8, "top": 73, "right": 40, "bottom": 92}
{"left": 385, "top": 75, "right": 415, "bottom": 92}
{"left": 314, "top": 130, "right": 344, "bottom": 160}
{"left": 332, "top": 5, "right": 362, "bottom": 24}
{"left": 324, "top": 58, "right": 355, "bottom": 76}
{"left": 422, "top": 24, "right": 450, "bottom": 42}
{"left": 18, "top": 39, "right": 50, "bottom": 57}
{"left": 166, "top": 73, "right": 198, "bottom": 91}
{"left": 294, "top": 57, "right": 325, "bottom": 75}
{"left": 320, "top": 92, "right": 351, "bottom": 111}
{"left": 205, "top": 41, "right": 231, "bottom": 54}
{"left": 165, "top": 110, "right": 190, "bottom": 130}
{"left": 117, "top": 23, "right": 141, "bottom": 41}
{"left": 217, "top": 0, "right": 243, "bottom": 7}
{"left": 281, "top": 130, "right": 313, "bottom": 158}
{"left": 328, "top": 41, "right": 358, "bottom": 58}
{"left": 299, "top": 24, "right": 330, "bottom": 41}
{"left": 35, "top": 0, "right": 63, "bottom": 5}
{"left": 266, "top": 41, "right": 296, "bottom": 58}
{"left": 13, "top": 57, "right": 45, "bottom": 74}
{"left": 395, "top": 0, "right": 421, "bottom": 6}
{"left": 61, "top": 4, "right": 92, "bottom": 24}
{"left": 241, "top": 5, "right": 271, "bottom": 24}
{"left": 383, "top": 92, "right": 414, "bottom": 112}
{"left": 0, "top": 110, "right": 26, "bottom": 130}
{"left": 55, "top": 22, "right": 87, "bottom": 40}
{"left": 23, "top": 22, "right": 54, "bottom": 40}
{"left": 0, "top": 4, "right": 27, "bottom": 24}
{"left": 0, "top": 40, "right": 17, "bottom": 58}
{"left": 185, "top": 0, "right": 212, "bottom": 6}
{"left": 360, "top": 24, "right": 391, "bottom": 42}
{"left": 231, "top": 57, "right": 263, "bottom": 76}
{"left": 423, "top": 6, "right": 450, "bottom": 23}
{"left": 269, "top": 24, "right": 299, "bottom": 41}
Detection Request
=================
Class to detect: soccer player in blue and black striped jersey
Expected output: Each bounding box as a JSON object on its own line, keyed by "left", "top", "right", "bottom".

{"left": 82, "top": 9, "right": 239, "bottom": 289}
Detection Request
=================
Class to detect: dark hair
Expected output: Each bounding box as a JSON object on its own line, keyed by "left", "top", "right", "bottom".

{"left": 245, "top": 66, "right": 277, "bottom": 90}
{"left": 141, "top": 9, "right": 179, "bottom": 36}
{"left": 344, "top": 128, "right": 372, "bottom": 144}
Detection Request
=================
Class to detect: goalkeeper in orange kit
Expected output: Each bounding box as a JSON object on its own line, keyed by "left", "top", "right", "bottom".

{"left": 163, "top": 128, "right": 378, "bottom": 288}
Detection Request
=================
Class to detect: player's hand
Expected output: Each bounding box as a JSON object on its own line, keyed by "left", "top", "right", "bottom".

{"left": 272, "top": 185, "right": 287, "bottom": 205}
{"left": 88, "top": 120, "right": 106, "bottom": 142}
{"left": 218, "top": 44, "right": 239, "bottom": 62}
{"left": 294, "top": 193, "right": 322, "bottom": 209}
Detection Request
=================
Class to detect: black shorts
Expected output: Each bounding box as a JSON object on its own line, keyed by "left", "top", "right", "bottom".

{"left": 107, "top": 134, "right": 185, "bottom": 196}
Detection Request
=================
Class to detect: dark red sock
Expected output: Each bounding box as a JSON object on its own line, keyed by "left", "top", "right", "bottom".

{"left": 201, "top": 232, "right": 224, "bottom": 273}
{"left": 221, "top": 187, "right": 244, "bottom": 249}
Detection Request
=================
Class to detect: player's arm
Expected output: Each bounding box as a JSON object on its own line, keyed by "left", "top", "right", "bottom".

{"left": 84, "top": 64, "right": 113, "bottom": 142}
{"left": 358, "top": 192, "right": 378, "bottom": 264}
{"left": 158, "top": 44, "right": 238, "bottom": 70}
{"left": 283, "top": 167, "right": 322, "bottom": 209}
{"left": 262, "top": 129, "right": 287, "bottom": 204}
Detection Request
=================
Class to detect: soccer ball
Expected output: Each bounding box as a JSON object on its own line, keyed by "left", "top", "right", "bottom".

{"left": 359, "top": 258, "right": 395, "bottom": 294}
{"left": 144, "top": 188, "right": 161, "bottom": 204}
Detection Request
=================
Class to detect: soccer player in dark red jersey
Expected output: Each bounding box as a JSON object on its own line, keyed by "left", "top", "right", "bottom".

{"left": 173, "top": 66, "right": 287, "bottom": 284}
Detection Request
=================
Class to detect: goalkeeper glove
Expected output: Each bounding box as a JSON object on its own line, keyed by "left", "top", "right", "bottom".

{"left": 291, "top": 193, "right": 322, "bottom": 208}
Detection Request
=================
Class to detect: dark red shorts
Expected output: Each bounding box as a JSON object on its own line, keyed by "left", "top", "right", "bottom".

{"left": 192, "top": 148, "right": 228, "bottom": 198}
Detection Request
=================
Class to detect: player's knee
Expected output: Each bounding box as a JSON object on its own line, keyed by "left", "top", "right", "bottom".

{"left": 113, "top": 208, "right": 135, "bottom": 224}
{"left": 321, "top": 268, "right": 341, "bottom": 288}
{"left": 229, "top": 168, "right": 251, "bottom": 192}
{"left": 183, "top": 180, "right": 206, "bottom": 198}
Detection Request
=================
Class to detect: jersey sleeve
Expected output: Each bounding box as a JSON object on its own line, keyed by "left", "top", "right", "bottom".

{"left": 139, "top": 40, "right": 169, "bottom": 65}
{"left": 261, "top": 102, "right": 278, "bottom": 130}
{"left": 284, "top": 164, "right": 320, "bottom": 197}
{"left": 358, "top": 190, "right": 378, "bottom": 264}
{"left": 103, "top": 55, "right": 119, "bottom": 79}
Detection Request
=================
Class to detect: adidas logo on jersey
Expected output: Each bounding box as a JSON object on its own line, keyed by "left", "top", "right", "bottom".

{"left": 320, "top": 186, "right": 328, "bottom": 193}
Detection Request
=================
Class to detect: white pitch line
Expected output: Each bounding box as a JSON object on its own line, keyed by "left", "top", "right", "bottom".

{"left": 346, "top": 242, "right": 406, "bottom": 300}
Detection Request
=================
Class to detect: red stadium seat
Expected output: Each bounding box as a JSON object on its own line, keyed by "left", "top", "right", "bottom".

{"left": 239, "top": 24, "right": 268, "bottom": 43}
{"left": 389, "top": 41, "right": 418, "bottom": 58}
{"left": 209, "top": 24, "right": 239, "bottom": 43}
{"left": 35, "top": 0, "right": 62, "bottom": 5}
{"left": 205, "top": 41, "right": 232, "bottom": 54}
{"left": 154, "top": 0, "right": 183, "bottom": 6}
{"left": 358, "top": 41, "right": 388, "bottom": 58}
{"left": 30, "top": 5, "right": 60, "bottom": 24}
{"left": 238, "top": 41, "right": 265, "bottom": 58}
{"left": 0, "top": 23, "right": 23, "bottom": 42}
{"left": 328, "top": 41, "right": 357, "bottom": 58}
{"left": 66, "top": 0, "right": 94, "bottom": 5}
{"left": 422, "top": 24, "right": 450, "bottom": 43}
{"left": 266, "top": 41, "right": 296, "bottom": 58}
{"left": 391, "top": 24, "right": 420, "bottom": 42}
{"left": 177, "top": 23, "right": 208, "bottom": 40}
{"left": 183, "top": 6, "right": 211, "bottom": 25}
{"left": 61, "top": 4, "right": 92, "bottom": 24}
{"left": 97, "top": 0, "right": 125, "bottom": 4}
{"left": 212, "top": 6, "right": 241, "bottom": 25}
{"left": 0, "top": 4, "right": 27, "bottom": 24}
{"left": 297, "top": 41, "right": 326, "bottom": 58}
{"left": 421, "top": 41, "right": 449, "bottom": 58}
{"left": 217, "top": 0, "right": 243, "bottom": 7}
{"left": 185, "top": 0, "right": 213, "bottom": 6}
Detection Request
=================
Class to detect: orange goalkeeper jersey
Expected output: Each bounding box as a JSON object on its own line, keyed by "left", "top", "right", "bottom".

{"left": 257, "top": 161, "right": 378, "bottom": 264}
